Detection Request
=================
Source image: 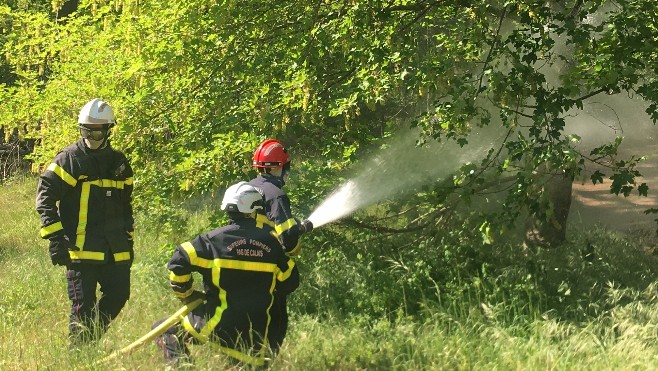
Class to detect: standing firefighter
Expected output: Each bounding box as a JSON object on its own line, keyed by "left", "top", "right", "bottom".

{"left": 249, "top": 138, "right": 312, "bottom": 352}
{"left": 153, "top": 181, "right": 299, "bottom": 367}
{"left": 35, "top": 98, "right": 134, "bottom": 346}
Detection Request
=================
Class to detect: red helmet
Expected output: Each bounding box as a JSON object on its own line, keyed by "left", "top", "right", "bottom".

{"left": 252, "top": 139, "right": 289, "bottom": 168}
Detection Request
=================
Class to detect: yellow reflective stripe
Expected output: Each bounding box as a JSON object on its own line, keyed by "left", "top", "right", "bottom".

{"left": 195, "top": 262, "right": 226, "bottom": 339}
{"left": 181, "top": 241, "right": 197, "bottom": 260}
{"left": 75, "top": 183, "right": 91, "bottom": 249}
{"left": 114, "top": 252, "right": 131, "bottom": 261}
{"left": 217, "top": 259, "right": 277, "bottom": 273}
{"left": 274, "top": 217, "right": 297, "bottom": 236}
{"left": 200, "top": 302, "right": 223, "bottom": 339}
{"left": 213, "top": 343, "right": 266, "bottom": 366}
{"left": 255, "top": 214, "right": 274, "bottom": 229}
{"left": 180, "top": 241, "right": 213, "bottom": 268}
{"left": 86, "top": 179, "right": 130, "bottom": 189}
{"left": 40, "top": 221, "right": 63, "bottom": 238}
{"left": 182, "top": 316, "right": 204, "bottom": 341}
{"left": 264, "top": 270, "right": 277, "bottom": 347}
{"left": 181, "top": 257, "right": 273, "bottom": 367}
{"left": 287, "top": 240, "right": 301, "bottom": 256}
{"left": 47, "top": 163, "right": 77, "bottom": 187}
{"left": 175, "top": 287, "right": 195, "bottom": 299}
{"left": 277, "top": 259, "right": 295, "bottom": 281}
{"left": 69, "top": 250, "right": 104, "bottom": 260}
{"left": 124, "top": 176, "right": 133, "bottom": 185}
{"left": 169, "top": 272, "right": 192, "bottom": 283}
{"left": 194, "top": 259, "right": 278, "bottom": 338}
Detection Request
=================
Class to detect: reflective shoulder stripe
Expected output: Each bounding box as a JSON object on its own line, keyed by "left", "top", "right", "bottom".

{"left": 181, "top": 241, "right": 213, "bottom": 268}
{"left": 255, "top": 214, "right": 274, "bottom": 229}
{"left": 169, "top": 272, "right": 192, "bottom": 283}
{"left": 69, "top": 250, "right": 105, "bottom": 261}
{"left": 274, "top": 217, "right": 297, "bottom": 236}
{"left": 125, "top": 177, "right": 133, "bottom": 185}
{"left": 114, "top": 252, "right": 131, "bottom": 261}
{"left": 181, "top": 241, "right": 198, "bottom": 264}
{"left": 40, "top": 221, "right": 63, "bottom": 238}
{"left": 277, "top": 259, "right": 296, "bottom": 281}
{"left": 47, "top": 163, "right": 77, "bottom": 187}
{"left": 217, "top": 259, "right": 277, "bottom": 273}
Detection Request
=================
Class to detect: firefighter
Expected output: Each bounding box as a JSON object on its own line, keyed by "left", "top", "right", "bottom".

{"left": 35, "top": 98, "right": 134, "bottom": 346}
{"left": 248, "top": 138, "right": 312, "bottom": 353}
{"left": 249, "top": 138, "right": 312, "bottom": 255}
{"left": 153, "top": 181, "right": 299, "bottom": 367}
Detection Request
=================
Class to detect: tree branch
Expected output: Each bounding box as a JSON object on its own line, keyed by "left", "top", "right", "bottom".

{"left": 340, "top": 217, "right": 429, "bottom": 233}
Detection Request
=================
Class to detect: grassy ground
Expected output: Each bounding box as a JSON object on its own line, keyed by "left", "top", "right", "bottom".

{"left": 2, "top": 175, "right": 658, "bottom": 370}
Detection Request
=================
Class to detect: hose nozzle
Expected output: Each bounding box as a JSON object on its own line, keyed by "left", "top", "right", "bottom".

{"left": 300, "top": 219, "right": 314, "bottom": 234}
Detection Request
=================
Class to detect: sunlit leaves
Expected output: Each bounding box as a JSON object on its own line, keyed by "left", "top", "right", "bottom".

{"left": 1, "top": 0, "right": 658, "bottom": 237}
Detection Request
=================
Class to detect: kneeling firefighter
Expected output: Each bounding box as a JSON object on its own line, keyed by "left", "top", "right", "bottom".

{"left": 153, "top": 182, "right": 300, "bottom": 367}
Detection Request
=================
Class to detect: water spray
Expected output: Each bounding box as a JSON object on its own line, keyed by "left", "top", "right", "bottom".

{"left": 303, "top": 127, "right": 501, "bottom": 230}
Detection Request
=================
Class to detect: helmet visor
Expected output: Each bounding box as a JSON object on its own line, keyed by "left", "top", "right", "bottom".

{"left": 79, "top": 125, "right": 109, "bottom": 141}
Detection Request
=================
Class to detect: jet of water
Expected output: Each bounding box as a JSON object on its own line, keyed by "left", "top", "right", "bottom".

{"left": 307, "top": 127, "right": 500, "bottom": 228}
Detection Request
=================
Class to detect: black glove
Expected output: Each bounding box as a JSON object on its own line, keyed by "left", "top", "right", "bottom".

{"left": 180, "top": 290, "right": 206, "bottom": 304}
{"left": 48, "top": 236, "right": 78, "bottom": 266}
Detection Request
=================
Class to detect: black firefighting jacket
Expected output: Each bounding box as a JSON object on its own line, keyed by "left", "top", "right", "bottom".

{"left": 35, "top": 139, "right": 134, "bottom": 264}
{"left": 249, "top": 174, "right": 302, "bottom": 255}
{"left": 168, "top": 216, "right": 299, "bottom": 365}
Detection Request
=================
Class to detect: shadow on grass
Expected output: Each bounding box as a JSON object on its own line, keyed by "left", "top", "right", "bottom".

{"left": 524, "top": 224, "right": 658, "bottom": 321}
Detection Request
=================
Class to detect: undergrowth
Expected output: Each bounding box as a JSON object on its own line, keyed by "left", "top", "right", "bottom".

{"left": 2, "top": 174, "right": 658, "bottom": 370}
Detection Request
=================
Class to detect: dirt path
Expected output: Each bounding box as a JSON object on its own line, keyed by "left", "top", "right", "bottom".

{"left": 570, "top": 144, "right": 658, "bottom": 233}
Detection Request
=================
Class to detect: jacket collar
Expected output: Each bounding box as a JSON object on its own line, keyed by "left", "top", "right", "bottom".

{"left": 258, "top": 173, "right": 284, "bottom": 188}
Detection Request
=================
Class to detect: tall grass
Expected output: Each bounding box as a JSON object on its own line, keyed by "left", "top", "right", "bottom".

{"left": 2, "top": 175, "right": 658, "bottom": 370}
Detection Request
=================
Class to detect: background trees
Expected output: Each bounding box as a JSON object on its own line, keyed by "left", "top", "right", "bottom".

{"left": 1, "top": 0, "right": 657, "bottom": 315}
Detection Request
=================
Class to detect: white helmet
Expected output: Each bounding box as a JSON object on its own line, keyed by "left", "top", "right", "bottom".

{"left": 78, "top": 98, "right": 116, "bottom": 125}
{"left": 221, "top": 182, "right": 264, "bottom": 213}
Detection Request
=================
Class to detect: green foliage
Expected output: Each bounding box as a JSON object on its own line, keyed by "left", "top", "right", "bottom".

{"left": 2, "top": 0, "right": 658, "bottom": 238}
{"left": 4, "top": 175, "right": 658, "bottom": 369}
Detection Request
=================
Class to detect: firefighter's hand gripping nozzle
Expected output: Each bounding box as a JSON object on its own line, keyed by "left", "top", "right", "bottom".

{"left": 299, "top": 219, "right": 314, "bottom": 234}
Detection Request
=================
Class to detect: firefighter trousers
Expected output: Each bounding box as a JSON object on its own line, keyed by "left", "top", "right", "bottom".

{"left": 66, "top": 262, "right": 131, "bottom": 345}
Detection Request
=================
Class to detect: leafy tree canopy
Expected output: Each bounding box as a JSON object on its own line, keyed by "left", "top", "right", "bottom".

{"left": 1, "top": 0, "right": 657, "bottom": 239}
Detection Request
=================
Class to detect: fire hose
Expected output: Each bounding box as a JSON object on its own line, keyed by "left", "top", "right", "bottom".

{"left": 93, "top": 298, "right": 204, "bottom": 366}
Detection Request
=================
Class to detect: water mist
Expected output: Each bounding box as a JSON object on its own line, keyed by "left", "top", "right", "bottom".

{"left": 307, "top": 127, "right": 503, "bottom": 228}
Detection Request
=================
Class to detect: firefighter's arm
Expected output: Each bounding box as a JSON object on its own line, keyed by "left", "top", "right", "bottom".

{"left": 270, "top": 196, "right": 302, "bottom": 255}
{"left": 168, "top": 238, "right": 207, "bottom": 303}
{"left": 123, "top": 160, "right": 135, "bottom": 243}
{"left": 167, "top": 244, "right": 196, "bottom": 302}
{"left": 275, "top": 258, "right": 300, "bottom": 295}
{"left": 36, "top": 155, "right": 77, "bottom": 239}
